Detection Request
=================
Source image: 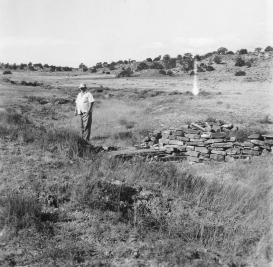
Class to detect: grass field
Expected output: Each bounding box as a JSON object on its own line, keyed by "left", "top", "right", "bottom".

{"left": 0, "top": 55, "right": 273, "bottom": 266}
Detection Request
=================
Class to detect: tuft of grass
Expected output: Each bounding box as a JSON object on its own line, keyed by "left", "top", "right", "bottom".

{"left": 118, "top": 118, "right": 136, "bottom": 129}
{"left": 0, "top": 192, "right": 43, "bottom": 231}
{"left": 258, "top": 115, "right": 273, "bottom": 124}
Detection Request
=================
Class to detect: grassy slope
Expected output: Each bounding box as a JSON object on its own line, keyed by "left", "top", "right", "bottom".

{"left": 0, "top": 53, "right": 273, "bottom": 266}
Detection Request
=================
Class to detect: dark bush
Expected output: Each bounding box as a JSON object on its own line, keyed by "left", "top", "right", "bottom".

{"left": 238, "top": 49, "right": 248, "bottom": 55}
{"left": 264, "top": 46, "right": 273, "bottom": 52}
{"left": 146, "top": 58, "right": 152, "bottom": 62}
{"left": 116, "top": 68, "right": 133, "bottom": 78}
{"left": 90, "top": 67, "right": 97, "bottom": 73}
{"left": 167, "top": 70, "right": 174, "bottom": 76}
{"left": 206, "top": 65, "right": 215, "bottom": 71}
{"left": 217, "top": 47, "right": 228, "bottom": 55}
{"left": 213, "top": 55, "right": 222, "bottom": 64}
{"left": 137, "top": 62, "right": 149, "bottom": 71}
{"left": 3, "top": 70, "right": 12, "bottom": 75}
{"left": 159, "top": 69, "right": 166, "bottom": 75}
{"left": 153, "top": 55, "right": 161, "bottom": 61}
{"left": 235, "top": 70, "right": 246, "bottom": 76}
{"left": 226, "top": 51, "right": 234, "bottom": 55}
{"left": 150, "top": 62, "right": 164, "bottom": 69}
{"left": 235, "top": 57, "right": 246, "bottom": 67}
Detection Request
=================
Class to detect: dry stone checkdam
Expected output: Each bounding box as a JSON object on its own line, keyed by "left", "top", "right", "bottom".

{"left": 111, "top": 119, "right": 273, "bottom": 163}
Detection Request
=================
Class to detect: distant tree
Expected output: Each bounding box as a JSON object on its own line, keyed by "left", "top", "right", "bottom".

{"left": 4, "top": 63, "right": 10, "bottom": 69}
{"left": 254, "top": 47, "right": 262, "bottom": 53}
{"left": 117, "top": 60, "right": 124, "bottom": 64}
{"left": 43, "top": 64, "right": 49, "bottom": 68}
{"left": 194, "top": 55, "right": 201, "bottom": 61}
{"left": 237, "top": 49, "right": 248, "bottom": 55}
{"left": 11, "top": 63, "right": 17, "bottom": 70}
{"left": 180, "top": 54, "right": 194, "bottom": 71}
{"left": 136, "top": 62, "right": 149, "bottom": 71}
{"left": 20, "top": 63, "right": 27, "bottom": 70}
{"left": 150, "top": 61, "right": 164, "bottom": 69}
{"left": 96, "top": 62, "right": 103, "bottom": 68}
{"left": 163, "top": 54, "right": 171, "bottom": 62}
{"left": 177, "top": 54, "right": 183, "bottom": 60}
{"left": 264, "top": 46, "right": 273, "bottom": 52}
{"left": 153, "top": 55, "right": 161, "bottom": 61}
{"left": 146, "top": 58, "right": 152, "bottom": 62}
{"left": 102, "top": 62, "right": 108, "bottom": 67}
{"left": 28, "top": 62, "right": 32, "bottom": 67}
{"left": 90, "top": 67, "right": 97, "bottom": 73}
{"left": 217, "top": 47, "right": 228, "bottom": 55}
{"left": 184, "top": 53, "right": 193, "bottom": 58}
{"left": 79, "top": 63, "right": 88, "bottom": 71}
{"left": 124, "top": 60, "right": 129, "bottom": 64}
{"left": 226, "top": 51, "right": 234, "bottom": 55}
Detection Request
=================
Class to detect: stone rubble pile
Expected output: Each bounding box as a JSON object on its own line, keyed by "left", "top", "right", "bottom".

{"left": 139, "top": 120, "right": 273, "bottom": 163}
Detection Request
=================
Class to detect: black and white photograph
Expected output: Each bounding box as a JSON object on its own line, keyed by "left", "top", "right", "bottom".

{"left": 0, "top": 0, "right": 272, "bottom": 266}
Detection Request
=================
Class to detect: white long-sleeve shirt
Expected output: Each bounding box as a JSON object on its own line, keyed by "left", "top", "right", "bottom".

{"left": 75, "top": 91, "right": 95, "bottom": 114}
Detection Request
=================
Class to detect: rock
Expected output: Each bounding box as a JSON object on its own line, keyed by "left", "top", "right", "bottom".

{"left": 174, "top": 130, "right": 184, "bottom": 136}
{"left": 211, "top": 132, "right": 227, "bottom": 138}
{"left": 201, "top": 132, "right": 212, "bottom": 138}
{"left": 226, "top": 148, "right": 241, "bottom": 155}
{"left": 190, "top": 123, "right": 206, "bottom": 131}
{"left": 250, "top": 140, "right": 265, "bottom": 146}
{"left": 195, "top": 147, "right": 209, "bottom": 154}
{"left": 188, "top": 156, "right": 201, "bottom": 163}
{"left": 186, "top": 141, "right": 205, "bottom": 147}
{"left": 222, "top": 124, "right": 233, "bottom": 129}
{"left": 212, "top": 125, "right": 221, "bottom": 132}
{"left": 205, "top": 139, "right": 224, "bottom": 144}
{"left": 225, "top": 155, "right": 236, "bottom": 162}
{"left": 199, "top": 153, "right": 210, "bottom": 159}
{"left": 185, "top": 134, "right": 201, "bottom": 139}
{"left": 210, "top": 154, "right": 225, "bottom": 161}
{"left": 181, "top": 128, "right": 200, "bottom": 134}
{"left": 168, "top": 140, "right": 185, "bottom": 146}
{"left": 210, "top": 142, "right": 233, "bottom": 148}
{"left": 264, "top": 139, "right": 273, "bottom": 146}
{"left": 190, "top": 138, "right": 206, "bottom": 142}
{"left": 230, "top": 136, "right": 236, "bottom": 142}
{"left": 211, "top": 150, "right": 226, "bottom": 156}
{"left": 242, "top": 149, "right": 260, "bottom": 156}
{"left": 176, "top": 136, "right": 190, "bottom": 142}
{"left": 159, "top": 138, "right": 169, "bottom": 145}
{"left": 186, "top": 146, "right": 195, "bottom": 151}
{"left": 185, "top": 151, "right": 200, "bottom": 157}
{"left": 241, "top": 141, "right": 254, "bottom": 148}
{"left": 262, "top": 134, "right": 273, "bottom": 139}
{"left": 248, "top": 133, "right": 262, "bottom": 140}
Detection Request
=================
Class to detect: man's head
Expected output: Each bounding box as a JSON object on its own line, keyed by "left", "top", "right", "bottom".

{"left": 79, "top": 83, "right": 87, "bottom": 91}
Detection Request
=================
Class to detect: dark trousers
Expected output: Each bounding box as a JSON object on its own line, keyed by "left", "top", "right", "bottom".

{"left": 80, "top": 112, "right": 92, "bottom": 142}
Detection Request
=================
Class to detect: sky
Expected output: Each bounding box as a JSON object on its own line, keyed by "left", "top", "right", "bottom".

{"left": 0, "top": 0, "right": 272, "bottom": 67}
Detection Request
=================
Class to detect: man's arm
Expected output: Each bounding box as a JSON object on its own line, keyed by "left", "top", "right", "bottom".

{"left": 87, "top": 102, "right": 94, "bottom": 114}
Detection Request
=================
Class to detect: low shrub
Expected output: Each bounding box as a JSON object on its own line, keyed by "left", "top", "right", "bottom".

{"left": 235, "top": 70, "right": 246, "bottom": 76}
{"left": 235, "top": 57, "right": 246, "bottom": 67}
{"left": 3, "top": 70, "right": 12, "bottom": 75}
{"left": 116, "top": 68, "right": 132, "bottom": 78}
{"left": 1, "top": 192, "right": 43, "bottom": 231}
{"left": 206, "top": 65, "right": 215, "bottom": 71}
{"left": 136, "top": 62, "right": 149, "bottom": 71}
{"left": 213, "top": 55, "right": 222, "bottom": 64}
{"left": 166, "top": 70, "right": 174, "bottom": 76}
{"left": 159, "top": 69, "right": 166, "bottom": 75}
{"left": 264, "top": 46, "right": 273, "bottom": 52}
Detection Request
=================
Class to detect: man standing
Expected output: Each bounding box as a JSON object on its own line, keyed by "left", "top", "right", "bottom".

{"left": 75, "top": 83, "right": 95, "bottom": 144}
